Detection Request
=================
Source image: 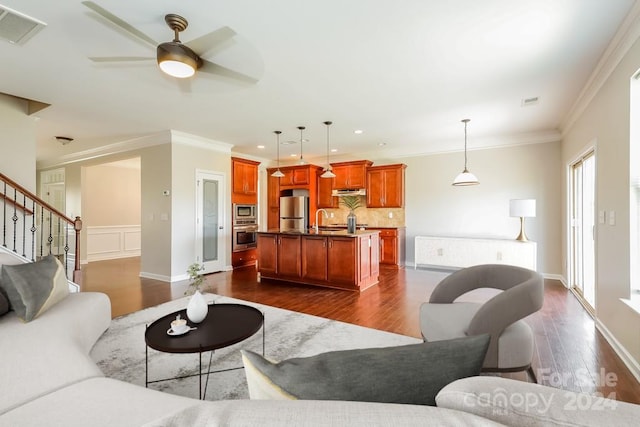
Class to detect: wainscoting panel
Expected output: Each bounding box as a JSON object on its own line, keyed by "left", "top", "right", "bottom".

{"left": 87, "top": 225, "right": 141, "bottom": 262}
{"left": 415, "top": 236, "right": 537, "bottom": 271}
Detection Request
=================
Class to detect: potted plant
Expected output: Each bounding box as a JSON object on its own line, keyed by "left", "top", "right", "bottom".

{"left": 340, "top": 195, "right": 362, "bottom": 233}
{"left": 185, "top": 263, "right": 207, "bottom": 323}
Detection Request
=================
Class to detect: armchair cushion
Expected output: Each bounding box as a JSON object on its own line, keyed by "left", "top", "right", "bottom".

{"left": 241, "top": 334, "right": 490, "bottom": 406}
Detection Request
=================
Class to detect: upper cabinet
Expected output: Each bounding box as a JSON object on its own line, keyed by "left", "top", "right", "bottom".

{"left": 316, "top": 171, "right": 338, "bottom": 208}
{"left": 279, "top": 167, "right": 310, "bottom": 187}
{"left": 331, "top": 160, "right": 373, "bottom": 189}
{"left": 232, "top": 157, "right": 260, "bottom": 203}
{"left": 366, "top": 164, "right": 407, "bottom": 208}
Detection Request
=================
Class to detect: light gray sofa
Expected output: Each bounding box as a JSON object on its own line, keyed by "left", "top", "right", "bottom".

{"left": 1, "top": 257, "right": 638, "bottom": 425}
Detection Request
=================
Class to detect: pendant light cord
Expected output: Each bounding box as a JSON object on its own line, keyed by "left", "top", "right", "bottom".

{"left": 324, "top": 121, "right": 332, "bottom": 168}
{"left": 462, "top": 119, "right": 470, "bottom": 171}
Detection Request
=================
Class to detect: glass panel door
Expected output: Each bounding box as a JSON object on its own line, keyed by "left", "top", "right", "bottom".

{"left": 570, "top": 151, "right": 596, "bottom": 312}
{"left": 196, "top": 171, "right": 225, "bottom": 273}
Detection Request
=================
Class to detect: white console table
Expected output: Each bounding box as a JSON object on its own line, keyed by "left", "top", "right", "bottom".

{"left": 415, "top": 236, "right": 537, "bottom": 271}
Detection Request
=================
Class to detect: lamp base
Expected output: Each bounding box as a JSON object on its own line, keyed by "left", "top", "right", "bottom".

{"left": 515, "top": 217, "right": 529, "bottom": 242}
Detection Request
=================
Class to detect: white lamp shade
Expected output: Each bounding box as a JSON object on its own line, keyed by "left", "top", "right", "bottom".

{"left": 510, "top": 199, "right": 536, "bottom": 218}
{"left": 452, "top": 170, "right": 479, "bottom": 186}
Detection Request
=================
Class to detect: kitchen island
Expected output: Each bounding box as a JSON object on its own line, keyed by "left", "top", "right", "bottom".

{"left": 256, "top": 229, "right": 380, "bottom": 291}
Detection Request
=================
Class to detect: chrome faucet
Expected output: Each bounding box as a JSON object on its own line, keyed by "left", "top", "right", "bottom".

{"left": 315, "top": 209, "right": 328, "bottom": 233}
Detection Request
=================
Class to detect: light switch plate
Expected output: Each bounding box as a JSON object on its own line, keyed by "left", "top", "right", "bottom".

{"left": 609, "top": 210, "right": 616, "bottom": 226}
{"left": 598, "top": 210, "right": 606, "bottom": 224}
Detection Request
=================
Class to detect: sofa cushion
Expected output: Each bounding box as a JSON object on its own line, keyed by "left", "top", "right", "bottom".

{"left": 241, "top": 334, "right": 490, "bottom": 406}
{"left": 0, "top": 255, "right": 69, "bottom": 322}
{"left": 0, "top": 292, "right": 111, "bottom": 415}
{"left": 143, "top": 398, "right": 506, "bottom": 427}
{"left": 436, "top": 376, "right": 640, "bottom": 427}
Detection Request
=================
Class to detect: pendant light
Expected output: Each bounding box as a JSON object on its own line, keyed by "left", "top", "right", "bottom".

{"left": 297, "top": 126, "right": 307, "bottom": 165}
{"left": 271, "top": 130, "right": 285, "bottom": 178}
{"left": 321, "top": 121, "right": 336, "bottom": 178}
{"left": 452, "top": 119, "right": 479, "bottom": 186}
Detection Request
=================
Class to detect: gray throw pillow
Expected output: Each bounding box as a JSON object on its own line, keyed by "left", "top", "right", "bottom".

{"left": 0, "top": 255, "right": 69, "bottom": 322}
{"left": 0, "top": 288, "right": 8, "bottom": 316}
{"left": 241, "top": 334, "right": 490, "bottom": 406}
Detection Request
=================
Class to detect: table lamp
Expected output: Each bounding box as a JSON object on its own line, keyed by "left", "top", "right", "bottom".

{"left": 510, "top": 199, "right": 536, "bottom": 242}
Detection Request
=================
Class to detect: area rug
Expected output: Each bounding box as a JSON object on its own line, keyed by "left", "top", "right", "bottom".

{"left": 90, "top": 293, "right": 421, "bottom": 401}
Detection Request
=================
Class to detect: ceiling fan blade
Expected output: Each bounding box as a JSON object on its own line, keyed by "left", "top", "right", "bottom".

{"left": 89, "top": 56, "right": 155, "bottom": 62}
{"left": 199, "top": 59, "right": 258, "bottom": 84}
{"left": 82, "top": 1, "right": 158, "bottom": 49}
{"left": 185, "top": 26, "right": 236, "bottom": 56}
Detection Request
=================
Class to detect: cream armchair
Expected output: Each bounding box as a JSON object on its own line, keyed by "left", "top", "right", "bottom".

{"left": 419, "top": 264, "right": 544, "bottom": 382}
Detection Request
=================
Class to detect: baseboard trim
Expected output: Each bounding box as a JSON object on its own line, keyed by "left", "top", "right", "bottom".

{"left": 595, "top": 318, "right": 640, "bottom": 384}
{"left": 139, "top": 271, "right": 171, "bottom": 282}
{"left": 543, "top": 273, "right": 567, "bottom": 287}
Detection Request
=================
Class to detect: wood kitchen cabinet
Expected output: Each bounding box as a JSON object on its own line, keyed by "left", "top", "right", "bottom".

{"left": 367, "top": 227, "right": 406, "bottom": 268}
{"left": 279, "top": 166, "right": 310, "bottom": 186}
{"left": 232, "top": 157, "right": 259, "bottom": 203}
{"left": 266, "top": 165, "right": 322, "bottom": 229}
{"left": 331, "top": 160, "right": 372, "bottom": 189}
{"left": 267, "top": 172, "right": 280, "bottom": 229}
{"left": 366, "top": 164, "right": 406, "bottom": 208}
{"left": 316, "top": 171, "right": 337, "bottom": 208}
{"left": 257, "top": 234, "right": 278, "bottom": 276}
{"left": 257, "top": 231, "right": 379, "bottom": 291}
{"left": 302, "top": 235, "right": 328, "bottom": 281}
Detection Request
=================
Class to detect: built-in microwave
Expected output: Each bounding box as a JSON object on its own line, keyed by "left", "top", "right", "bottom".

{"left": 233, "top": 203, "right": 257, "bottom": 224}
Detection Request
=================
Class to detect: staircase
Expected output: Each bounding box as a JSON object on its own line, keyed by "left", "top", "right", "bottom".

{"left": 0, "top": 173, "right": 82, "bottom": 284}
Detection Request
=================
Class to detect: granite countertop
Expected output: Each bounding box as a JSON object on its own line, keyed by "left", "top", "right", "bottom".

{"left": 259, "top": 228, "right": 380, "bottom": 236}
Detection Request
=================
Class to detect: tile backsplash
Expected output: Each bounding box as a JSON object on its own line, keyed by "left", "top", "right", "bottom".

{"left": 320, "top": 197, "right": 405, "bottom": 227}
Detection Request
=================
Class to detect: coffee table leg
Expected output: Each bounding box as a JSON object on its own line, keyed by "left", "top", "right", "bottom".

{"left": 203, "top": 350, "right": 214, "bottom": 399}
{"left": 145, "top": 324, "right": 148, "bottom": 388}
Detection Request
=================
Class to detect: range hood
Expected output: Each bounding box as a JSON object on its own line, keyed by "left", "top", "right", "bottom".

{"left": 332, "top": 188, "right": 366, "bottom": 197}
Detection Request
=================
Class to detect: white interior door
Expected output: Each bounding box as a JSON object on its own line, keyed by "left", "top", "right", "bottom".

{"left": 195, "top": 171, "right": 225, "bottom": 273}
{"left": 570, "top": 151, "right": 596, "bottom": 311}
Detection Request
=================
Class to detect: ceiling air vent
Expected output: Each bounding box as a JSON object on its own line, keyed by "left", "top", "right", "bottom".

{"left": 521, "top": 97, "right": 539, "bottom": 107}
{"left": 0, "top": 4, "right": 46, "bottom": 45}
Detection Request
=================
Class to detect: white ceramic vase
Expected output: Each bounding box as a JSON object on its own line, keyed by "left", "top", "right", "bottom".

{"left": 186, "top": 290, "right": 208, "bottom": 323}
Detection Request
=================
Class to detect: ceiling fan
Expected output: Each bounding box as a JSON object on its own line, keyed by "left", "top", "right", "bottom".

{"left": 82, "top": 1, "right": 257, "bottom": 83}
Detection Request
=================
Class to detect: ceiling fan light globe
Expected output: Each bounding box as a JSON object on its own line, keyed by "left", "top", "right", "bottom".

{"left": 159, "top": 60, "right": 195, "bottom": 78}
{"left": 157, "top": 42, "right": 200, "bottom": 78}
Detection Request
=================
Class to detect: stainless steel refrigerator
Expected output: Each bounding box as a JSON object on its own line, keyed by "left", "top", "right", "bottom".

{"left": 279, "top": 196, "right": 308, "bottom": 231}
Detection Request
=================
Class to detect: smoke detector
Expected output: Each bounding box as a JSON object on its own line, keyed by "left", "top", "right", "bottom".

{"left": 521, "top": 96, "right": 539, "bottom": 107}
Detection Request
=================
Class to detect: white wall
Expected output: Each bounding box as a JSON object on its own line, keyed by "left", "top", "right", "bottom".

{"left": 0, "top": 93, "right": 36, "bottom": 190}
{"left": 170, "top": 139, "right": 232, "bottom": 280}
{"left": 562, "top": 34, "right": 640, "bottom": 372}
{"left": 402, "top": 141, "right": 562, "bottom": 276}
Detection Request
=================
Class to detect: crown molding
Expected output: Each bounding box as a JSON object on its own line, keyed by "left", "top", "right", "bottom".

{"left": 36, "top": 131, "right": 171, "bottom": 170}
{"left": 36, "top": 129, "right": 239, "bottom": 169}
{"left": 170, "top": 130, "right": 233, "bottom": 153}
{"left": 561, "top": 2, "right": 640, "bottom": 134}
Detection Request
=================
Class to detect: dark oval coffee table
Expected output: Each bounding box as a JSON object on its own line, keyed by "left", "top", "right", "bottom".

{"left": 145, "top": 303, "right": 264, "bottom": 399}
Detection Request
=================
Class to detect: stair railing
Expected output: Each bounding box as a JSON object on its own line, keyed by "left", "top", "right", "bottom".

{"left": 0, "top": 173, "right": 82, "bottom": 284}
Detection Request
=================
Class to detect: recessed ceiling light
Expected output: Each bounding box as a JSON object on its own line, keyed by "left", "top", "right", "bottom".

{"left": 331, "top": 148, "right": 338, "bottom": 153}
{"left": 354, "top": 130, "right": 363, "bottom": 134}
{"left": 378, "top": 142, "right": 387, "bottom": 147}
{"left": 257, "top": 145, "right": 265, "bottom": 149}
{"left": 290, "top": 153, "right": 297, "bottom": 157}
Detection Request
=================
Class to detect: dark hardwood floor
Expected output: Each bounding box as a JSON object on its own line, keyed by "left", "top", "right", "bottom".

{"left": 81, "top": 257, "right": 640, "bottom": 404}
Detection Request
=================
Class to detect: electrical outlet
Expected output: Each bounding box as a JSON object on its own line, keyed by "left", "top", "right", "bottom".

{"left": 388, "top": 212, "right": 393, "bottom": 219}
